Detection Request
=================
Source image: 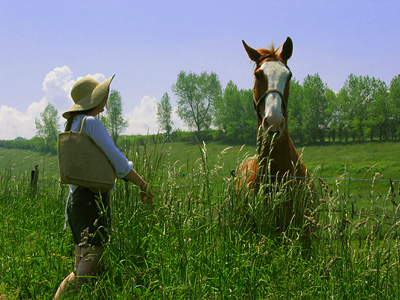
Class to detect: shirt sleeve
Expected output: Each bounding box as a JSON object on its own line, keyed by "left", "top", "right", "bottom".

{"left": 81, "top": 116, "right": 133, "bottom": 179}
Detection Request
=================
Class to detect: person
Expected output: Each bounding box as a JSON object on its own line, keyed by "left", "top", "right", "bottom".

{"left": 54, "top": 74, "right": 153, "bottom": 299}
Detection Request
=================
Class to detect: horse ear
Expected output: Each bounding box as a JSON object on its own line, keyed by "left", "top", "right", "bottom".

{"left": 242, "top": 40, "right": 261, "bottom": 63}
{"left": 280, "top": 37, "right": 293, "bottom": 61}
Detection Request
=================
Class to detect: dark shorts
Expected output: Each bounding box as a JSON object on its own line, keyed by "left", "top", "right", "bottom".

{"left": 67, "top": 187, "right": 111, "bottom": 247}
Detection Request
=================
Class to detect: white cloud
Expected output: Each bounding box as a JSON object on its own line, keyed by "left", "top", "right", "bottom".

{"left": 0, "top": 97, "right": 50, "bottom": 140}
{"left": 42, "top": 66, "right": 77, "bottom": 114}
{"left": 0, "top": 66, "right": 110, "bottom": 140}
{"left": 171, "top": 107, "right": 189, "bottom": 132}
{"left": 0, "top": 106, "right": 33, "bottom": 140}
{"left": 0, "top": 67, "right": 72, "bottom": 139}
{"left": 0, "top": 66, "right": 187, "bottom": 140}
{"left": 124, "top": 96, "right": 159, "bottom": 135}
{"left": 123, "top": 96, "right": 188, "bottom": 136}
{"left": 43, "top": 66, "right": 74, "bottom": 94}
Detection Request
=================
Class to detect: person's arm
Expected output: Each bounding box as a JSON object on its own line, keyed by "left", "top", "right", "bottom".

{"left": 83, "top": 116, "right": 133, "bottom": 178}
{"left": 82, "top": 117, "right": 153, "bottom": 203}
{"left": 123, "top": 169, "right": 153, "bottom": 204}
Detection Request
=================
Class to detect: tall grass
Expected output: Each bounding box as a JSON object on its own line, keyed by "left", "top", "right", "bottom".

{"left": 0, "top": 139, "right": 400, "bottom": 299}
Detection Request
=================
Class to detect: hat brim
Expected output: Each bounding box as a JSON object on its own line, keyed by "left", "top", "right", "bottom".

{"left": 62, "top": 74, "right": 115, "bottom": 119}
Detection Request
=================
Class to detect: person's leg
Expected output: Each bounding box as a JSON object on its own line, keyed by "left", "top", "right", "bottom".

{"left": 53, "top": 245, "right": 104, "bottom": 300}
{"left": 74, "top": 244, "right": 81, "bottom": 270}
{"left": 75, "top": 245, "right": 104, "bottom": 276}
{"left": 53, "top": 245, "right": 81, "bottom": 300}
{"left": 55, "top": 188, "right": 109, "bottom": 299}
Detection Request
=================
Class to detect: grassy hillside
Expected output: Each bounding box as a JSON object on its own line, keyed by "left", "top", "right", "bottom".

{"left": 1, "top": 140, "right": 399, "bottom": 191}
{"left": 0, "top": 148, "right": 59, "bottom": 179}
{"left": 154, "top": 140, "right": 400, "bottom": 181}
{"left": 125, "top": 140, "right": 400, "bottom": 196}
{"left": 301, "top": 142, "right": 400, "bottom": 180}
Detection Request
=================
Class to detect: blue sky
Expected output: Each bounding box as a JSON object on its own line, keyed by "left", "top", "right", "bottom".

{"left": 1, "top": 0, "right": 399, "bottom": 140}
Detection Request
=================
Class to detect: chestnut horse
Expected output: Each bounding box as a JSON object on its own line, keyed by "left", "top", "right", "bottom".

{"left": 237, "top": 37, "right": 314, "bottom": 234}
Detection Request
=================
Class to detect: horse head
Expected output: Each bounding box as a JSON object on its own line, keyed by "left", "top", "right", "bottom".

{"left": 243, "top": 37, "right": 293, "bottom": 141}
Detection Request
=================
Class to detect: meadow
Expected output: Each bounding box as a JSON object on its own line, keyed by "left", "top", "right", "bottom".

{"left": 1, "top": 139, "right": 400, "bottom": 299}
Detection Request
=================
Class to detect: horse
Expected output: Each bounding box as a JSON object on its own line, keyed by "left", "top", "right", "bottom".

{"left": 236, "top": 37, "right": 315, "bottom": 238}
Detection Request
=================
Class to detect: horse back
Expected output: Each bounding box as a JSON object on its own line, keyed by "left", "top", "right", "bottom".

{"left": 236, "top": 155, "right": 258, "bottom": 193}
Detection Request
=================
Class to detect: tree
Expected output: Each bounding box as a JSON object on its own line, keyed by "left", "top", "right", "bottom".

{"left": 238, "top": 88, "right": 256, "bottom": 143}
{"left": 288, "top": 78, "right": 305, "bottom": 143}
{"left": 339, "top": 74, "right": 387, "bottom": 142}
{"left": 325, "top": 89, "right": 338, "bottom": 142}
{"left": 302, "top": 74, "right": 329, "bottom": 143}
{"left": 157, "top": 92, "right": 173, "bottom": 137}
{"left": 367, "top": 78, "right": 388, "bottom": 141}
{"left": 172, "top": 71, "right": 222, "bottom": 134}
{"left": 214, "top": 81, "right": 255, "bottom": 143}
{"left": 389, "top": 74, "right": 400, "bottom": 140}
{"left": 102, "top": 89, "right": 128, "bottom": 144}
{"left": 35, "top": 103, "right": 59, "bottom": 153}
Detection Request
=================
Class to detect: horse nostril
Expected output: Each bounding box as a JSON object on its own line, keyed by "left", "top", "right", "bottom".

{"left": 268, "top": 131, "right": 280, "bottom": 137}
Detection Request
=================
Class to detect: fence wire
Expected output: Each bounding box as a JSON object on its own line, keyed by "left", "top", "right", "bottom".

{"left": 3, "top": 165, "right": 400, "bottom": 223}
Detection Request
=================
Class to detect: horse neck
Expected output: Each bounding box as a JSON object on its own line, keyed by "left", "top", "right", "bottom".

{"left": 256, "top": 121, "right": 305, "bottom": 177}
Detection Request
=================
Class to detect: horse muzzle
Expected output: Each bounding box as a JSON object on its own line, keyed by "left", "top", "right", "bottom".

{"left": 262, "top": 114, "right": 285, "bottom": 139}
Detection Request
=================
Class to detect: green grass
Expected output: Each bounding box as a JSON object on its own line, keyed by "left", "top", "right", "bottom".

{"left": 3, "top": 139, "right": 399, "bottom": 190}
{"left": 1, "top": 140, "right": 400, "bottom": 299}
{"left": 0, "top": 148, "right": 59, "bottom": 180}
{"left": 301, "top": 141, "right": 400, "bottom": 186}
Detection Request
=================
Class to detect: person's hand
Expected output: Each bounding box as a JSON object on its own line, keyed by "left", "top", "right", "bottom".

{"left": 140, "top": 186, "right": 153, "bottom": 204}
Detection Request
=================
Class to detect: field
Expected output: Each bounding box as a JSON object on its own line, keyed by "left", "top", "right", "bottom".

{"left": 1, "top": 140, "right": 400, "bottom": 299}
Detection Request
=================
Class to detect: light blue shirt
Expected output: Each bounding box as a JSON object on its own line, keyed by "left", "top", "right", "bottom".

{"left": 69, "top": 114, "right": 133, "bottom": 182}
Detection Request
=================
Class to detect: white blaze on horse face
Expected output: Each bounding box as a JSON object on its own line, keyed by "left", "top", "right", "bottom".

{"left": 259, "top": 61, "right": 291, "bottom": 136}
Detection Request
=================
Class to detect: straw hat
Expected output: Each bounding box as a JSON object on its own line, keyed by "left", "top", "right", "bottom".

{"left": 62, "top": 74, "right": 115, "bottom": 119}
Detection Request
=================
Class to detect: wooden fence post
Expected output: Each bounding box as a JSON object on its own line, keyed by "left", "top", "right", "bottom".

{"left": 31, "top": 165, "right": 39, "bottom": 195}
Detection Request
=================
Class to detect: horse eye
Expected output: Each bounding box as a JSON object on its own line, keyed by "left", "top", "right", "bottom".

{"left": 254, "top": 69, "right": 264, "bottom": 80}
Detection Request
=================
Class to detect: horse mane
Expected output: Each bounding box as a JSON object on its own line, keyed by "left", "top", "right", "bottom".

{"left": 256, "top": 43, "right": 283, "bottom": 64}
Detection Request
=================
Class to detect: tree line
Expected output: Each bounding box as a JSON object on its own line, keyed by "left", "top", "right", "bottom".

{"left": 0, "top": 90, "right": 128, "bottom": 154}
{"left": 158, "top": 71, "right": 256, "bottom": 143}
{"left": 2, "top": 71, "right": 400, "bottom": 154}
{"left": 158, "top": 71, "right": 400, "bottom": 144}
{"left": 289, "top": 73, "right": 400, "bottom": 144}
